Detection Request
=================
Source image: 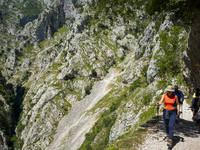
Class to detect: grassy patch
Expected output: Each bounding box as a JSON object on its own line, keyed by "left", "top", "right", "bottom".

{"left": 51, "top": 62, "right": 62, "bottom": 70}
{"left": 88, "top": 87, "right": 124, "bottom": 115}
{"left": 139, "top": 106, "right": 157, "bottom": 124}
{"left": 114, "top": 128, "right": 147, "bottom": 150}
{"left": 154, "top": 94, "right": 162, "bottom": 104}
{"left": 129, "top": 77, "right": 147, "bottom": 92}
{"left": 54, "top": 27, "right": 68, "bottom": 37}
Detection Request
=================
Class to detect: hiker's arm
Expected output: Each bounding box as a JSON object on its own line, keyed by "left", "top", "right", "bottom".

{"left": 176, "top": 97, "right": 180, "bottom": 115}
{"left": 181, "top": 91, "right": 184, "bottom": 102}
{"left": 156, "top": 94, "right": 164, "bottom": 107}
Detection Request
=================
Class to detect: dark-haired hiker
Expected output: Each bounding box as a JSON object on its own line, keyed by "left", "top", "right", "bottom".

{"left": 191, "top": 92, "right": 200, "bottom": 120}
{"left": 156, "top": 85, "right": 180, "bottom": 149}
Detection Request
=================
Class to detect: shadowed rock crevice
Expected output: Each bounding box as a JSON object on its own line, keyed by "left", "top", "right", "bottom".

{"left": 0, "top": 70, "right": 27, "bottom": 149}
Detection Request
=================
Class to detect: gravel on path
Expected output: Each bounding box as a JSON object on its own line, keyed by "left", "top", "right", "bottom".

{"left": 138, "top": 101, "right": 200, "bottom": 150}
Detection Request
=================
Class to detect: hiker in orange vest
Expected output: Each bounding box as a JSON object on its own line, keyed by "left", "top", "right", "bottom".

{"left": 156, "top": 85, "right": 180, "bottom": 149}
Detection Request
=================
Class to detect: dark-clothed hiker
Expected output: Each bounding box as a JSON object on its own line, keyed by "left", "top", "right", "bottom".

{"left": 173, "top": 85, "right": 184, "bottom": 104}
{"left": 156, "top": 85, "right": 180, "bottom": 149}
{"left": 192, "top": 93, "right": 200, "bottom": 120}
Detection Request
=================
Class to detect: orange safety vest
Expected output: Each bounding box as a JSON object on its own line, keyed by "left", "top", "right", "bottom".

{"left": 163, "top": 94, "right": 177, "bottom": 110}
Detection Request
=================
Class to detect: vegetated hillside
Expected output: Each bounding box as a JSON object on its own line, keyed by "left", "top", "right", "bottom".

{"left": 0, "top": 0, "right": 195, "bottom": 149}
{"left": 0, "top": 0, "right": 51, "bottom": 35}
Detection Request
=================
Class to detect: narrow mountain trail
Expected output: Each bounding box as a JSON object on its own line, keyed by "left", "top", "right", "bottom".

{"left": 46, "top": 68, "right": 123, "bottom": 150}
{"left": 138, "top": 101, "right": 200, "bottom": 150}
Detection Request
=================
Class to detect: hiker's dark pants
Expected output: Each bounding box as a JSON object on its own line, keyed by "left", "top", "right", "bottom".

{"left": 163, "top": 109, "right": 176, "bottom": 140}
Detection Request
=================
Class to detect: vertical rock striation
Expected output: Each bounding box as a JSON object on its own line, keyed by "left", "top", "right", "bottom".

{"left": 184, "top": 8, "right": 200, "bottom": 92}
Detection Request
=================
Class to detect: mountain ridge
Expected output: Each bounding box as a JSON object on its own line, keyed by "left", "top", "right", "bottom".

{"left": 0, "top": 0, "right": 199, "bottom": 150}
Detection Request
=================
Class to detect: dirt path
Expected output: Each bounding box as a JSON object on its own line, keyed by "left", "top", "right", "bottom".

{"left": 46, "top": 68, "right": 123, "bottom": 150}
{"left": 138, "top": 101, "right": 200, "bottom": 150}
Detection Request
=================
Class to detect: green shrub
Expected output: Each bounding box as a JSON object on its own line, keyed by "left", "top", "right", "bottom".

{"left": 85, "top": 132, "right": 96, "bottom": 141}
{"left": 22, "top": 71, "right": 31, "bottom": 82}
{"left": 130, "top": 78, "right": 141, "bottom": 92}
{"left": 91, "top": 69, "right": 97, "bottom": 77}
{"left": 110, "top": 102, "right": 118, "bottom": 112}
{"left": 64, "top": 74, "right": 75, "bottom": 80}
{"left": 143, "top": 93, "right": 152, "bottom": 105}
{"left": 103, "top": 117, "right": 112, "bottom": 127}
{"left": 20, "top": 0, "right": 43, "bottom": 17}
{"left": 74, "top": 3, "right": 84, "bottom": 8}
{"left": 106, "top": 146, "right": 120, "bottom": 150}
{"left": 82, "top": 141, "right": 92, "bottom": 150}
{"left": 157, "top": 80, "right": 167, "bottom": 90}
{"left": 146, "top": 0, "right": 199, "bottom": 25}
{"left": 91, "top": 0, "right": 136, "bottom": 21}
{"left": 17, "top": 122, "right": 26, "bottom": 133}
{"left": 150, "top": 45, "right": 154, "bottom": 51}
{"left": 98, "top": 23, "right": 109, "bottom": 30}
{"left": 141, "top": 65, "right": 149, "bottom": 77}
{"left": 10, "top": 135, "right": 24, "bottom": 150}
{"left": 116, "top": 36, "right": 121, "bottom": 40}
{"left": 85, "top": 86, "right": 91, "bottom": 95}
{"left": 154, "top": 26, "right": 187, "bottom": 79}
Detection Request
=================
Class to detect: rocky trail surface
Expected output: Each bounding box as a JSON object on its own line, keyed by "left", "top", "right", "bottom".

{"left": 46, "top": 68, "right": 123, "bottom": 150}
{"left": 138, "top": 101, "right": 200, "bottom": 150}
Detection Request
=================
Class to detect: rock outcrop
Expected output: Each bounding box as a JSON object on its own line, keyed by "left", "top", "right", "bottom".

{"left": 0, "top": 131, "right": 8, "bottom": 150}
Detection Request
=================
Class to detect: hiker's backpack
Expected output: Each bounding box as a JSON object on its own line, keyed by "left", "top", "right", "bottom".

{"left": 176, "top": 90, "right": 182, "bottom": 101}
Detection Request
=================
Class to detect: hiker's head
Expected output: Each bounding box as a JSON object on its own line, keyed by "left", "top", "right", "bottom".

{"left": 166, "top": 85, "right": 174, "bottom": 96}
{"left": 174, "top": 85, "right": 178, "bottom": 91}
{"left": 196, "top": 88, "right": 200, "bottom": 93}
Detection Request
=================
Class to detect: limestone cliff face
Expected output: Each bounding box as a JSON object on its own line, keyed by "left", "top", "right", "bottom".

{"left": 0, "top": 0, "right": 52, "bottom": 35}
{"left": 17, "top": 0, "right": 86, "bottom": 43}
{"left": 184, "top": 8, "right": 200, "bottom": 93}
{"left": 0, "top": 0, "right": 193, "bottom": 150}
{"left": 17, "top": 1, "right": 65, "bottom": 43}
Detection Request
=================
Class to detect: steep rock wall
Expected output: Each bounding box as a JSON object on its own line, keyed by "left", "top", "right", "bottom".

{"left": 185, "top": 8, "right": 200, "bottom": 93}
